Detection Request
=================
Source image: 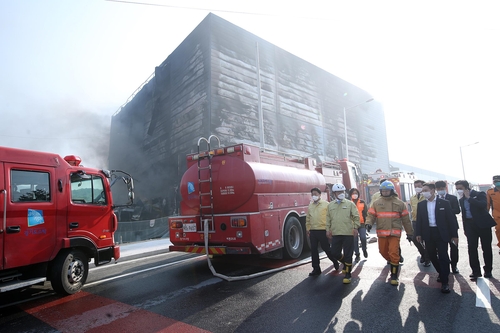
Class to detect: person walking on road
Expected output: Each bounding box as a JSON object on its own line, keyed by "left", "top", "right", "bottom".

{"left": 349, "top": 188, "right": 368, "bottom": 262}
{"left": 456, "top": 180, "right": 496, "bottom": 279}
{"left": 370, "top": 178, "right": 405, "bottom": 264}
{"left": 415, "top": 183, "right": 459, "bottom": 293}
{"left": 486, "top": 175, "right": 500, "bottom": 255}
{"left": 326, "top": 183, "right": 360, "bottom": 284}
{"left": 306, "top": 187, "right": 339, "bottom": 276}
{"left": 365, "top": 181, "right": 413, "bottom": 286}
{"left": 435, "top": 180, "right": 461, "bottom": 274}
{"left": 410, "top": 179, "right": 430, "bottom": 267}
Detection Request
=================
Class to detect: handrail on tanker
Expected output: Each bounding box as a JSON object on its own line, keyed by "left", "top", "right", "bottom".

{"left": 259, "top": 146, "right": 308, "bottom": 162}
{"left": 197, "top": 135, "right": 221, "bottom": 153}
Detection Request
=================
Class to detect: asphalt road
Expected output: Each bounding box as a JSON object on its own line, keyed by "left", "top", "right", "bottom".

{"left": 1, "top": 231, "right": 499, "bottom": 333}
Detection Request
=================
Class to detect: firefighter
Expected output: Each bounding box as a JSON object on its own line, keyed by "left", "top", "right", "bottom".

{"left": 486, "top": 175, "right": 500, "bottom": 255}
{"left": 326, "top": 183, "right": 360, "bottom": 284}
{"left": 306, "top": 187, "right": 340, "bottom": 276}
{"left": 365, "top": 181, "right": 413, "bottom": 286}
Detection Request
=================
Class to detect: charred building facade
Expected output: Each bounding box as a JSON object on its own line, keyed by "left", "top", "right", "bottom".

{"left": 109, "top": 14, "right": 390, "bottom": 217}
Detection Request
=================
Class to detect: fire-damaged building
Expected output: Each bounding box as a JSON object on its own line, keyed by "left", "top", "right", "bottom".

{"left": 108, "top": 13, "right": 390, "bottom": 218}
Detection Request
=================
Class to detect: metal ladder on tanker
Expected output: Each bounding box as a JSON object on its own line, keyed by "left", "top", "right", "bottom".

{"left": 197, "top": 135, "right": 221, "bottom": 235}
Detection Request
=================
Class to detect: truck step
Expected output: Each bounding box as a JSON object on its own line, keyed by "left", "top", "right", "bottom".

{"left": 199, "top": 179, "right": 212, "bottom": 183}
{"left": 200, "top": 205, "right": 213, "bottom": 209}
{"left": 199, "top": 192, "right": 212, "bottom": 196}
{"left": 0, "top": 273, "right": 22, "bottom": 283}
{"left": 198, "top": 166, "right": 211, "bottom": 170}
{"left": 0, "top": 277, "right": 47, "bottom": 293}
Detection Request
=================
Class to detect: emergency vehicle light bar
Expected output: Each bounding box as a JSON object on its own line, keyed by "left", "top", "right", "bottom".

{"left": 187, "top": 145, "right": 243, "bottom": 161}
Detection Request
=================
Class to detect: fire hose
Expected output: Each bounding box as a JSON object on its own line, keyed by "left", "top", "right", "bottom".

{"left": 203, "top": 219, "right": 321, "bottom": 281}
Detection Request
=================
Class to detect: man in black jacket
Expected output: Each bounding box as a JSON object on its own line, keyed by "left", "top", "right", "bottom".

{"left": 455, "top": 180, "right": 496, "bottom": 279}
{"left": 415, "top": 183, "right": 459, "bottom": 293}
{"left": 435, "top": 180, "right": 461, "bottom": 273}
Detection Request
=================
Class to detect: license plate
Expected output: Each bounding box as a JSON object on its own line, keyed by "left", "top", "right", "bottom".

{"left": 183, "top": 223, "right": 197, "bottom": 232}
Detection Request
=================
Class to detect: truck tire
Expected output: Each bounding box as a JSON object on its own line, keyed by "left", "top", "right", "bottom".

{"left": 50, "top": 249, "right": 89, "bottom": 295}
{"left": 283, "top": 216, "right": 304, "bottom": 259}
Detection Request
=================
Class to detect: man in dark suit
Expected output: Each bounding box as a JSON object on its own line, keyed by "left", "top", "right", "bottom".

{"left": 455, "top": 180, "right": 496, "bottom": 279}
{"left": 435, "top": 180, "right": 461, "bottom": 273}
{"left": 415, "top": 183, "right": 459, "bottom": 293}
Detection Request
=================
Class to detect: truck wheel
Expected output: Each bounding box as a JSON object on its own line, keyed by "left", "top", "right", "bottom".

{"left": 283, "top": 216, "right": 304, "bottom": 259}
{"left": 50, "top": 249, "right": 89, "bottom": 295}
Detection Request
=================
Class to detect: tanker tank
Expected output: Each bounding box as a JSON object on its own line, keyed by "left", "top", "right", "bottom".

{"left": 180, "top": 156, "right": 326, "bottom": 214}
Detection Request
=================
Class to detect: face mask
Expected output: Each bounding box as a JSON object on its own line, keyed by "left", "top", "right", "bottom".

{"left": 415, "top": 187, "right": 423, "bottom": 193}
{"left": 422, "top": 191, "right": 432, "bottom": 200}
{"left": 437, "top": 190, "right": 446, "bottom": 196}
{"left": 456, "top": 189, "right": 464, "bottom": 196}
{"left": 337, "top": 193, "right": 345, "bottom": 200}
{"left": 311, "top": 195, "right": 319, "bottom": 202}
{"left": 495, "top": 182, "right": 500, "bottom": 187}
{"left": 351, "top": 194, "right": 359, "bottom": 200}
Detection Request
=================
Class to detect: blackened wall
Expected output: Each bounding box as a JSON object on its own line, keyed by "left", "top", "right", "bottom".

{"left": 109, "top": 13, "right": 389, "bottom": 216}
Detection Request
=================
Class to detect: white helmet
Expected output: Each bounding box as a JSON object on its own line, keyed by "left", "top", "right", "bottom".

{"left": 331, "top": 183, "right": 346, "bottom": 192}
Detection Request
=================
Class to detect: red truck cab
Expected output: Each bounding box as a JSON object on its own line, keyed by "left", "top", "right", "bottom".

{"left": 0, "top": 146, "right": 133, "bottom": 294}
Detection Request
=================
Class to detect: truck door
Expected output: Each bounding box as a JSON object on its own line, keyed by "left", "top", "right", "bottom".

{"left": 0, "top": 162, "right": 4, "bottom": 270}
{"left": 3, "top": 165, "right": 57, "bottom": 269}
{"left": 66, "top": 173, "right": 113, "bottom": 246}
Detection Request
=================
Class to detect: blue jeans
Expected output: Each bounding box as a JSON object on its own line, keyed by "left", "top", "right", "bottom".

{"left": 354, "top": 226, "right": 367, "bottom": 255}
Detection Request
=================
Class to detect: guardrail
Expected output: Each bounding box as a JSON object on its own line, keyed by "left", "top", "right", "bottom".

{"left": 114, "top": 217, "right": 170, "bottom": 244}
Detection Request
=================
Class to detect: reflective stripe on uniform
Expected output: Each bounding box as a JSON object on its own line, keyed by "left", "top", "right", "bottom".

{"left": 377, "top": 229, "right": 402, "bottom": 237}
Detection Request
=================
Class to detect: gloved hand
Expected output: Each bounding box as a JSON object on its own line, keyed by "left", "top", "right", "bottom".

{"left": 407, "top": 234, "right": 413, "bottom": 245}
{"left": 365, "top": 224, "right": 372, "bottom": 232}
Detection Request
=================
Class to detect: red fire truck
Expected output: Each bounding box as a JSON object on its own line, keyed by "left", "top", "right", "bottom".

{"left": 0, "top": 146, "right": 134, "bottom": 294}
{"left": 169, "top": 136, "right": 361, "bottom": 259}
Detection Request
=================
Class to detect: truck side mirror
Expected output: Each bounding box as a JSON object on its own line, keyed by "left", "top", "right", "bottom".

{"left": 124, "top": 177, "right": 134, "bottom": 205}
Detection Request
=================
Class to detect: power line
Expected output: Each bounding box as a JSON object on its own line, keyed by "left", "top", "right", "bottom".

{"left": 104, "top": 0, "right": 332, "bottom": 21}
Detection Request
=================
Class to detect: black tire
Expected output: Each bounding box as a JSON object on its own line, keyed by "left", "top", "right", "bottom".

{"left": 50, "top": 249, "right": 89, "bottom": 295}
{"left": 283, "top": 216, "right": 304, "bottom": 259}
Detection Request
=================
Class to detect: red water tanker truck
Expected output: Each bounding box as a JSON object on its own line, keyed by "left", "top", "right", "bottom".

{"left": 169, "top": 137, "right": 361, "bottom": 258}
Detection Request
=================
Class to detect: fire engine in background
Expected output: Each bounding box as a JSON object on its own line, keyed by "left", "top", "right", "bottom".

{"left": 0, "top": 146, "right": 134, "bottom": 295}
{"left": 169, "top": 136, "right": 362, "bottom": 259}
{"left": 366, "top": 170, "right": 416, "bottom": 204}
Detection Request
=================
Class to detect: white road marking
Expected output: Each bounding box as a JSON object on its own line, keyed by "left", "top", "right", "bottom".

{"left": 84, "top": 256, "right": 204, "bottom": 288}
{"left": 476, "top": 277, "right": 492, "bottom": 308}
{"left": 90, "top": 252, "right": 180, "bottom": 271}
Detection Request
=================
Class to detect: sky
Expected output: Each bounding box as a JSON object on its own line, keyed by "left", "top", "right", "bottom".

{"left": 1, "top": 0, "right": 499, "bottom": 184}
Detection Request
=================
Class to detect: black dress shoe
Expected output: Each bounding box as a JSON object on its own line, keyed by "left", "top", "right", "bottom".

{"left": 484, "top": 272, "right": 493, "bottom": 278}
{"left": 441, "top": 283, "right": 450, "bottom": 293}
{"left": 309, "top": 269, "right": 321, "bottom": 276}
{"left": 469, "top": 272, "right": 482, "bottom": 280}
{"left": 451, "top": 266, "right": 459, "bottom": 274}
{"left": 423, "top": 261, "right": 431, "bottom": 267}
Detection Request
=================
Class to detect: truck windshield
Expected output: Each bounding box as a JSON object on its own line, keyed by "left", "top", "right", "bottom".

{"left": 70, "top": 174, "right": 107, "bottom": 205}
